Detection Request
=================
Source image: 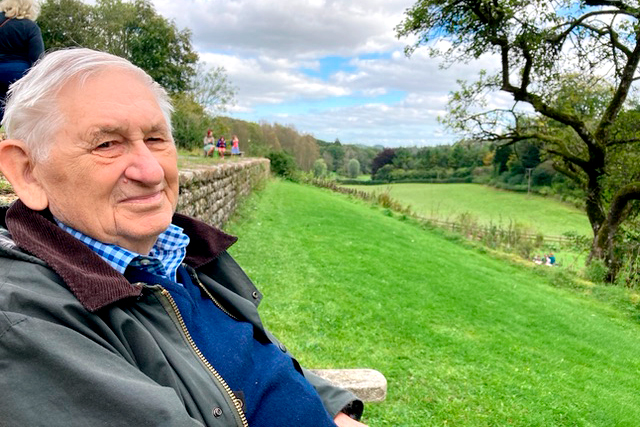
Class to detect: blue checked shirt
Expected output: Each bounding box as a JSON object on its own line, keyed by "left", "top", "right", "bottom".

{"left": 55, "top": 219, "right": 190, "bottom": 283}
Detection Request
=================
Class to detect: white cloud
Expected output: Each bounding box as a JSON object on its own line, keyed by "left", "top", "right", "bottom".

{"left": 147, "top": 0, "right": 503, "bottom": 146}
{"left": 199, "top": 52, "right": 350, "bottom": 108}
{"left": 154, "top": 0, "right": 411, "bottom": 57}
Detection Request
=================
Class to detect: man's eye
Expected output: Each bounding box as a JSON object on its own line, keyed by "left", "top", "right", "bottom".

{"left": 96, "top": 141, "right": 116, "bottom": 149}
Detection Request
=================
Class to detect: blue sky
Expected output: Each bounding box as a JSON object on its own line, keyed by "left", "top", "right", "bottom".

{"left": 148, "top": 0, "right": 503, "bottom": 147}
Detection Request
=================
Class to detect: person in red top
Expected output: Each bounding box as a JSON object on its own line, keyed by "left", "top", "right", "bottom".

{"left": 231, "top": 134, "right": 240, "bottom": 155}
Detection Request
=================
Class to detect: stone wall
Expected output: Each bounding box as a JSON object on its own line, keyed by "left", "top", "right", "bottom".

{"left": 177, "top": 158, "right": 270, "bottom": 227}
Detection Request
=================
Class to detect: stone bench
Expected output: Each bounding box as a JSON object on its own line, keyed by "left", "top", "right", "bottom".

{"left": 312, "top": 369, "right": 387, "bottom": 402}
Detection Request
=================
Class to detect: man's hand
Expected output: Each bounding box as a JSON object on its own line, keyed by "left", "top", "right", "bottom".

{"left": 334, "top": 412, "right": 369, "bottom": 426}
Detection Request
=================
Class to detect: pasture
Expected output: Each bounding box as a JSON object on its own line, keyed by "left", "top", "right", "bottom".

{"left": 342, "top": 183, "right": 592, "bottom": 237}
{"left": 226, "top": 180, "right": 640, "bottom": 427}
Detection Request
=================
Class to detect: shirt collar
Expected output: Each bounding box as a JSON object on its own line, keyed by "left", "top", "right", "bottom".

{"left": 55, "top": 219, "right": 190, "bottom": 282}
{"left": 5, "top": 200, "right": 237, "bottom": 311}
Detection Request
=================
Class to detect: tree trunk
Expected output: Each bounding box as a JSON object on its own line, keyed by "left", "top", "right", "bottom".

{"left": 590, "top": 219, "right": 621, "bottom": 283}
{"left": 590, "top": 183, "right": 640, "bottom": 282}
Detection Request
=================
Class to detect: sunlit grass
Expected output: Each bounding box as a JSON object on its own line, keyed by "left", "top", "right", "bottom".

{"left": 342, "top": 183, "right": 591, "bottom": 237}
{"left": 226, "top": 180, "right": 640, "bottom": 427}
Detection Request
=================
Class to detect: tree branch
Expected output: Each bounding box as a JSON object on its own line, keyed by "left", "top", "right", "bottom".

{"left": 549, "top": 10, "right": 634, "bottom": 51}
{"left": 595, "top": 31, "right": 640, "bottom": 141}
{"left": 553, "top": 160, "right": 586, "bottom": 185}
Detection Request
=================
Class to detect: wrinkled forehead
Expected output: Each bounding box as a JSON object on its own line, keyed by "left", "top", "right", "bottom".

{"left": 54, "top": 69, "right": 166, "bottom": 133}
{"left": 56, "top": 67, "right": 149, "bottom": 107}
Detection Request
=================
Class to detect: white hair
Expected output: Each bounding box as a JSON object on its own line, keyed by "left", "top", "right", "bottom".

{"left": 1, "top": 48, "right": 174, "bottom": 161}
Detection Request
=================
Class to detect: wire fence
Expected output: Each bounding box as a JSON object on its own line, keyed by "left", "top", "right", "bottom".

{"left": 422, "top": 218, "right": 577, "bottom": 246}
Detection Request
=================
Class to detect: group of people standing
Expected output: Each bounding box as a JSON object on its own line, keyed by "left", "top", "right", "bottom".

{"left": 0, "top": 0, "right": 44, "bottom": 123}
{"left": 203, "top": 129, "right": 240, "bottom": 158}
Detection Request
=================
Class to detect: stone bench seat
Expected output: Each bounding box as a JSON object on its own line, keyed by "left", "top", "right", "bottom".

{"left": 311, "top": 368, "right": 387, "bottom": 402}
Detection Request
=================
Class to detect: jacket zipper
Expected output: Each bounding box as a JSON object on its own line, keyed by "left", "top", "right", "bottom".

{"left": 160, "top": 288, "right": 249, "bottom": 427}
{"left": 188, "top": 269, "right": 238, "bottom": 320}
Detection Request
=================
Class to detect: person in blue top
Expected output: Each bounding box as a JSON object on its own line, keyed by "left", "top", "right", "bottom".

{"left": 217, "top": 135, "right": 227, "bottom": 158}
{"left": 0, "top": 48, "right": 367, "bottom": 426}
{"left": 0, "top": 0, "right": 44, "bottom": 123}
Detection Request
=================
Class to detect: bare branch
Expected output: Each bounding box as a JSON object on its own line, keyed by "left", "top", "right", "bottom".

{"left": 549, "top": 11, "right": 634, "bottom": 57}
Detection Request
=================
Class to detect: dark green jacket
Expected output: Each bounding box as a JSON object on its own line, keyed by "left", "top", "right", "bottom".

{"left": 0, "top": 201, "right": 362, "bottom": 426}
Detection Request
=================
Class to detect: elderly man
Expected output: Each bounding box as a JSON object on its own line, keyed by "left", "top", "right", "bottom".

{"left": 0, "top": 48, "right": 367, "bottom": 426}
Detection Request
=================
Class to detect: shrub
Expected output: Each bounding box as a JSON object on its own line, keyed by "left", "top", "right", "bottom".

{"left": 585, "top": 259, "right": 608, "bottom": 283}
{"left": 347, "top": 159, "right": 361, "bottom": 178}
{"left": 532, "top": 163, "right": 555, "bottom": 186}
{"left": 452, "top": 167, "right": 473, "bottom": 178}
{"left": 266, "top": 150, "right": 299, "bottom": 180}
{"left": 374, "top": 164, "right": 395, "bottom": 182}
{"left": 507, "top": 173, "right": 525, "bottom": 186}
{"left": 313, "top": 158, "right": 328, "bottom": 178}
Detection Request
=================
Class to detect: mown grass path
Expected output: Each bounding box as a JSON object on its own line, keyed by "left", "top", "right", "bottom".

{"left": 226, "top": 180, "right": 640, "bottom": 426}
{"left": 343, "top": 183, "right": 591, "bottom": 237}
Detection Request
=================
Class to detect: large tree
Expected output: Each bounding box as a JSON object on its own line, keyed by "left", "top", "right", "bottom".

{"left": 397, "top": 0, "right": 640, "bottom": 280}
{"left": 39, "top": 0, "right": 198, "bottom": 92}
{"left": 190, "top": 63, "right": 237, "bottom": 114}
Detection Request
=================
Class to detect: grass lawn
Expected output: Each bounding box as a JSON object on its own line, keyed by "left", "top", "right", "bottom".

{"left": 342, "top": 183, "right": 591, "bottom": 237}
{"left": 225, "top": 180, "right": 640, "bottom": 427}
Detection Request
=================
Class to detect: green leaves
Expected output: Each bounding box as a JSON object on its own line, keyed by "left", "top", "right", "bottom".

{"left": 39, "top": 0, "right": 198, "bottom": 93}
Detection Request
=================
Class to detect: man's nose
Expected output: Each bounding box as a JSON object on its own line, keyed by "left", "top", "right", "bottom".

{"left": 123, "top": 141, "right": 165, "bottom": 185}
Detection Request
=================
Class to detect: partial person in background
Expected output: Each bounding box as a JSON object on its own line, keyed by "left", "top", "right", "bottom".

{"left": 203, "top": 128, "right": 215, "bottom": 157}
{"left": 231, "top": 134, "right": 240, "bottom": 155}
{"left": 0, "top": 0, "right": 43, "bottom": 122}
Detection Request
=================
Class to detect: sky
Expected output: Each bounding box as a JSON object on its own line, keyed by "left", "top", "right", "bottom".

{"left": 146, "top": 0, "right": 502, "bottom": 147}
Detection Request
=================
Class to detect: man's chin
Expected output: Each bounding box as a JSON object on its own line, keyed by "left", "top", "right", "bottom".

{"left": 119, "top": 213, "right": 173, "bottom": 240}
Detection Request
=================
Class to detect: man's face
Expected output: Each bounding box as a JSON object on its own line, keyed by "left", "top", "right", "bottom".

{"left": 32, "top": 69, "right": 179, "bottom": 254}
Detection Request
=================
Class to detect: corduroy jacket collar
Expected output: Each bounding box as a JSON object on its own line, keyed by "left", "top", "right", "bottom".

{"left": 2, "top": 200, "right": 237, "bottom": 312}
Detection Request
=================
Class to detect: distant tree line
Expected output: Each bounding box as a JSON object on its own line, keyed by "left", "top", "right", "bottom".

{"left": 361, "top": 141, "right": 576, "bottom": 198}
{"left": 315, "top": 139, "right": 379, "bottom": 178}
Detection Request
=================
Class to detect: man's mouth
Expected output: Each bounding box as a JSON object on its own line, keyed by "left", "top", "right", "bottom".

{"left": 120, "top": 191, "right": 163, "bottom": 204}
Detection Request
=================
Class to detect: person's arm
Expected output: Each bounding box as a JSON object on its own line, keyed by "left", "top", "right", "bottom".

{"left": 0, "top": 312, "right": 204, "bottom": 427}
{"left": 301, "top": 367, "right": 365, "bottom": 421}
{"left": 27, "top": 23, "right": 44, "bottom": 65}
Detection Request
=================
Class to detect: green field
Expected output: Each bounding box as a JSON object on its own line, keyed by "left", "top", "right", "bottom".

{"left": 225, "top": 180, "right": 640, "bottom": 427}
{"left": 343, "top": 183, "right": 591, "bottom": 237}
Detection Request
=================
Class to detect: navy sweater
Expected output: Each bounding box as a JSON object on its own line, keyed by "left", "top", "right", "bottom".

{"left": 125, "top": 265, "right": 337, "bottom": 427}
{"left": 0, "top": 12, "right": 44, "bottom": 64}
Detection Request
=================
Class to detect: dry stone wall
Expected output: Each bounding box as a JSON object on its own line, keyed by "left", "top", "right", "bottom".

{"left": 177, "top": 158, "right": 270, "bottom": 228}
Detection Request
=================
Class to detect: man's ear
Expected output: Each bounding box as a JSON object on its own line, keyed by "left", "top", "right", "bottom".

{"left": 0, "top": 139, "right": 49, "bottom": 210}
